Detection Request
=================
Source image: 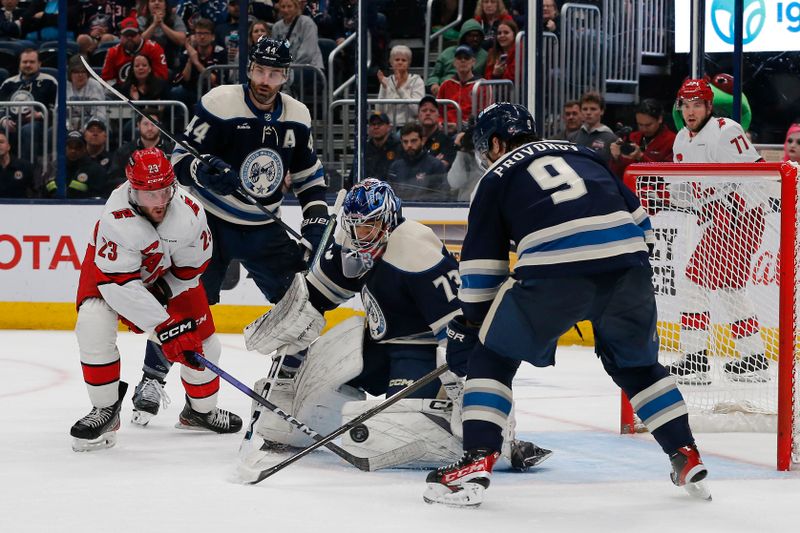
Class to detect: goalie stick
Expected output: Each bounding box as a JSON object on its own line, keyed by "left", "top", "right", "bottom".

{"left": 78, "top": 56, "right": 313, "bottom": 251}
{"left": 250, "top": 364, "right": 449, "bottom": 484}
{"left": 191, "top": 352, "right": 426, "bottom": 472}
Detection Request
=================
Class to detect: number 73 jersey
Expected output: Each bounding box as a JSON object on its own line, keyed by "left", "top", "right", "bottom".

{"left": 306, "top": 220, "right": 462, "bottom": 344}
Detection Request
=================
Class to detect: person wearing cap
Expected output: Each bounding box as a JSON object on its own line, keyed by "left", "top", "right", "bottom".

{"left": 45, "top": 131, "right": 108, "bottom": 199}
{"left": 83, "top": 117, "right": 112, "bottom": 174}
{"left": 101, "top": 16, "right": 169, "bottom": 86}
{"left": 417, "top": 95, "right": 456, "bottom": 170}
{"left": 67, "top": 55, "right": 107, "bottom": 128}
{"left": 436, "top": 45, "right": 490, "bottom": 130}
{"left": 364, "top": 111, "right": 401, "bottom": 181}
{"left": 426, "top": 19, "right": 488, "bottom": 97}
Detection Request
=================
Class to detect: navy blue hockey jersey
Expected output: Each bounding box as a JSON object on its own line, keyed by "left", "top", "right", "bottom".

{"left": 459, "top": 141, "right": 653, "bottom": 323}
{"left": 306, "top": 220, "right": 461, "bottom": 344}
{"left": 172, "top": 85, "right": 327, "bottom": 225}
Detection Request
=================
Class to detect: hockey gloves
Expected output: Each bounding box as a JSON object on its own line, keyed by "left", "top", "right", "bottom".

{"left": 192, "top": 155, "right": 240, "bottom": 196}
{"left": 301, "top": 214, "right": 330, "bottom": 264}
{"left": 155, "top": 317, "right": 204, "bottom": 370}
{"left": 445, "top": 316, "right": 480, "bottom": 377}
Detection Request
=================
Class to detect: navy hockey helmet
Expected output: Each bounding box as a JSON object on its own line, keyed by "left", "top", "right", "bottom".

{"left": 473, "top": 102, "right": 537, "bottom": 168}
{"left": 340, "top": 179, "right": 402, "bottom": 277}
{"left": 249, "top": 37, "right": 293, "bottom": 70}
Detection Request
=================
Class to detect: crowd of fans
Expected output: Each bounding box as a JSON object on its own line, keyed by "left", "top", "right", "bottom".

{"left": 0, "top": 0, "right": 798, "bottom": 203}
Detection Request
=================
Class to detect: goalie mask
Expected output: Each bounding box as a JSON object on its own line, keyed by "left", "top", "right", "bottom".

{"left": 126, "top": 147, "right": 175, "bottom": 209}
{"left": 340, "top": 179, "right": 402, "bottom": 278}
{"left": 473, "top": 102, "right": 537, "bottom": 170}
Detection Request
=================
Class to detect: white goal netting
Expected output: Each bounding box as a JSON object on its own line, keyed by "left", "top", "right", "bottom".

{"left": 621, "top": 162, "right": 799, "bottom": 470}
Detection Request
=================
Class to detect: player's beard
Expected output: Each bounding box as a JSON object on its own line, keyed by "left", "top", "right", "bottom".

{"left": 249, "top": 81, "right": 280, "bottom": 109}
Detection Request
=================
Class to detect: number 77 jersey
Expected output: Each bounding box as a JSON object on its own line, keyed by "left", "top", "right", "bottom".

{"left": 459, "top": 141, "right": 654, "bottom": 323}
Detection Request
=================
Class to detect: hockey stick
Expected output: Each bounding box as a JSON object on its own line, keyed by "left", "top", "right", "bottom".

{"left": 250, "top": 363, "right": 448, "bottom": 484}
{"left": 79, "top": 56, "right": 312, "bottom": 251}
{"left": 309, "top": 188, "right": 346, "bottom": 269}
{"left": 191, "top": 352, "right": 426, "bottom": 473}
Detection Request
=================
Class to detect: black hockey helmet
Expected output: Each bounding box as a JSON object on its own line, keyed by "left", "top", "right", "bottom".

{"left": 473, "top": 102, "right": 537, "bottom": 168}
{"left": 249, "top": 37, "right": 293, "bottom": 69}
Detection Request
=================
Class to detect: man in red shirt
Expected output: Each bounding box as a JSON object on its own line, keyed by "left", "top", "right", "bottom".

{"left": 437, "top": 45, "right": 490, "bottom": 133}
{"left": 101, "top": 17, "right": 168, "bottom": 86}
{"left": 609, "top": 99, "right": 676, "bottom": 178}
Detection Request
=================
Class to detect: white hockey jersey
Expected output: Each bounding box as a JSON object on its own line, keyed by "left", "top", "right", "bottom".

{"left": 90, "top": 184, "right": 212, "bottom": 332}
{"left": 673, "top": 116, "right": 761, "bottom": 164}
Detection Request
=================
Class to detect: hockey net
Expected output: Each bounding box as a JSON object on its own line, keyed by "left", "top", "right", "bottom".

{"left": 619, "top": 162, "right": 799, "bottom": 471}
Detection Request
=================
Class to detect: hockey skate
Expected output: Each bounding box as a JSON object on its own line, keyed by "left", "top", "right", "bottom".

{"left": 669, "top": 444, "right": 711, "bottom": 501}
{"left": 423, "top": 448, "right": 500, "bottom": 508}
{"left": 176, "top": 402, "right": 243, "bottom": 434}
{"left": 131, "top": 375, "right": 171, "bottom": 426}
{"left": 509, "top": 440, "right": 553, "bottom": 471}
{"left": 70, "top": 381, "right": 128, "bottom": 452}
{"left": 665, "top": 351, "right": 711, "bottom": 385}
{"left": 723, "top": 353, "right": 770, "bottom": 383}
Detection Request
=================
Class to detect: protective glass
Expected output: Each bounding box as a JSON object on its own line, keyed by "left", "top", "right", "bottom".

{"left": 130, "top": 183, "right": 175, "bottom": 208}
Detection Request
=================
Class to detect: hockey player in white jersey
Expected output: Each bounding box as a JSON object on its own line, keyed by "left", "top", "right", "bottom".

{"left": 667, "top": 78, "right": 769, "bottom": 383}
{"left": 237, "top": 179, "right": 552, "bottom": 480}
{"left": 70, "top": 148, "right": 242, "bottom": 452}
{"left": 131, "top": 37, "right": 330, "bottom": 424}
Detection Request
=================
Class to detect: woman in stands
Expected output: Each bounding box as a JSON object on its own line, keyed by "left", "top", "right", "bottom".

{"left": 138, "top": 0, "right": 188, "bottom": 72}
{"left": 120, "top": 53, "right": 169, "bottom": 102}
{"left": 376, "top": 45, "right": 425, "bottom": 127}
{"left": 474, "top": 0, "right": 513, "bottom": 50}
{"left": 484, "top": 19, "right": 519, "bottom": 83}
{"left": 248, "top": 20, "right": 270, "bottom": 48}
{"left": 784, "top": 124, "right": 800, "bottom": 163}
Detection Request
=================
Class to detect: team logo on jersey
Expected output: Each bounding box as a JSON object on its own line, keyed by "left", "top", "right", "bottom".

{"left": 9, "top": 89, "right": 34, "bottom": 115}
{"left": 240, "top": 148, "right": 284, "bottom": 197}
{"left": 361, "top": 286, "right": 387, "bottom": 340}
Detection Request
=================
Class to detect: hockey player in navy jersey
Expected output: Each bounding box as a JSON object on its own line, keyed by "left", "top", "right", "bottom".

{"left": 237, "top": 179, "right": 551, "bottom": 479}
{"left": 423, "top": 103, "right": 710, "bottom": 507}
{"left": 129, "top": 38, "right": 330, "bottom": 426}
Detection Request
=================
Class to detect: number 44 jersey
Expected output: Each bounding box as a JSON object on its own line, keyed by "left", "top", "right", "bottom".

{"left": 306, "top": 220, "right": 462, "bottom": 345}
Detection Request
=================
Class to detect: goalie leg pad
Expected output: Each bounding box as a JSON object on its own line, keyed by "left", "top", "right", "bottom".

{"left": 247, "top": 317, "right": 368, "bottom": 450}
{"left": 340, "top": 398, "right": 462, "bottom": 468}
{"left": 244, "top": 273, "right": 325, "bottom": 355}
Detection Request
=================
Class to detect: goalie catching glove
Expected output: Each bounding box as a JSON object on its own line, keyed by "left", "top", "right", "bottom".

{"left": 445, "top": 315, "right": 480, "bottom": 377}
{"left": 244, "top": 273, "right": 325, "bottom": 355}
{"left": 155, "top": 316, "right": 204, "bottom": 370}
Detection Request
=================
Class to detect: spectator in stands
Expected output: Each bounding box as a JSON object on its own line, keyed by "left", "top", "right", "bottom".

{"left": 473, "top": 0, "right": 513, "bottom": 50}
{"left": 119, "top": 53, "right": 169, "bottom": 101}
{"left": 101, "top": 17, "right": 169, "bottom": 86}
{"left": 169, "top": 18, "right": 226, "bottom": 109}
{"left": 107, "top": 108, "right": 175, "bottom": 192}
{"left": 542, "top": 0, "right": 559, "bottom": 36}
{"left": 214, "top": 0, "right": 242, "bottom": 57}
{"left": 365, "top": 111, "right": 401, "bottom": 181}
{"left": 388, "top": 122, "right": 449, "bottom": 202}
{"left": 508, "top": 0, "right": 526, "bottom": 30}
{"left": 430, "top": 0, "right": 463, "bottom": 41}
{"left": 0, "top": 0, "right": 24, "bottom": 39}
{"left": 376, "top": 45, "right": 425, "bottom": 127}
{"left": 417, "top": 95, "right": 456, "bottom": 170}
{"left": 83, "top": 117, "right": 112, "bottom": 174}
{"left": 75, "top": 6, "right": 118, "bottom": 56}
{"left": 174, "top": 0, "right": 228, "bottom": 31}
{"left": 326, "top": 0, "right": 389, "bottom": 76}
{"left": 556, "top": 99, "right": 581, "bottom": 140}
{"left": 20, "top": 0, "right": 79, "bottom": 42}
{"left": 66, "top": 55, "right": 107, "bottom": 129}
{"left": 272, "top": 0, "right": 324, "bottom": 94}
{"left": 45, "top": 131, "right": 108, "bottom": 199}
{"left": 0, "top": 130, "right": 34, "bottom": 198}
{"left": 484, "top": 19, "right": 519, "bottom": 82}
{"left": 248, "top": 19, "right": 270, "bottom": 47}
{"left": 784, "top": 123, "right": 800, "bottom": 163}
{"left": 437, "top": 45, "right": 487, "bottom": 132}
{"left": 609, "top": 98, "right": 676, "bottom": 178}
{"left": 447, "top": 121, "right": 482, "bottom": 201}
{"left": 0, "top": 49, "right": 57, "bottom": 163}
{"left": 568, "top": 91, "right": 616, "bottom": 164}
{"left": 427, "top": 19, "right": 487, "bottom": 97}
{"left": 138, "top": 0, "right": 188, "bottom": 72}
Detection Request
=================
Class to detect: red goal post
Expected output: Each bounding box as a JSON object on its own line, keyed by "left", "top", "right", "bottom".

{"left": 620, "top": 162, "right": 799, "bottom": 471}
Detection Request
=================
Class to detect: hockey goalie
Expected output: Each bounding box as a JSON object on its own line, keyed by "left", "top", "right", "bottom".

{"left": 236, "top": 179, "right": 552, "bottom": 479}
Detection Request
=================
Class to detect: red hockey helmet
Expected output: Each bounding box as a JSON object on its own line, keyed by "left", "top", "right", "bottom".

{"left": 126, "top": 147, "right": 175, "bottom": 208}
{"left": 677, "top": 78, "right": 714, "bottom": 105}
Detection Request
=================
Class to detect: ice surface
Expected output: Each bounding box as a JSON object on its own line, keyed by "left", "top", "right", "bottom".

{"left": 1, "top": 331, "right": 798, "bottom": 532}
